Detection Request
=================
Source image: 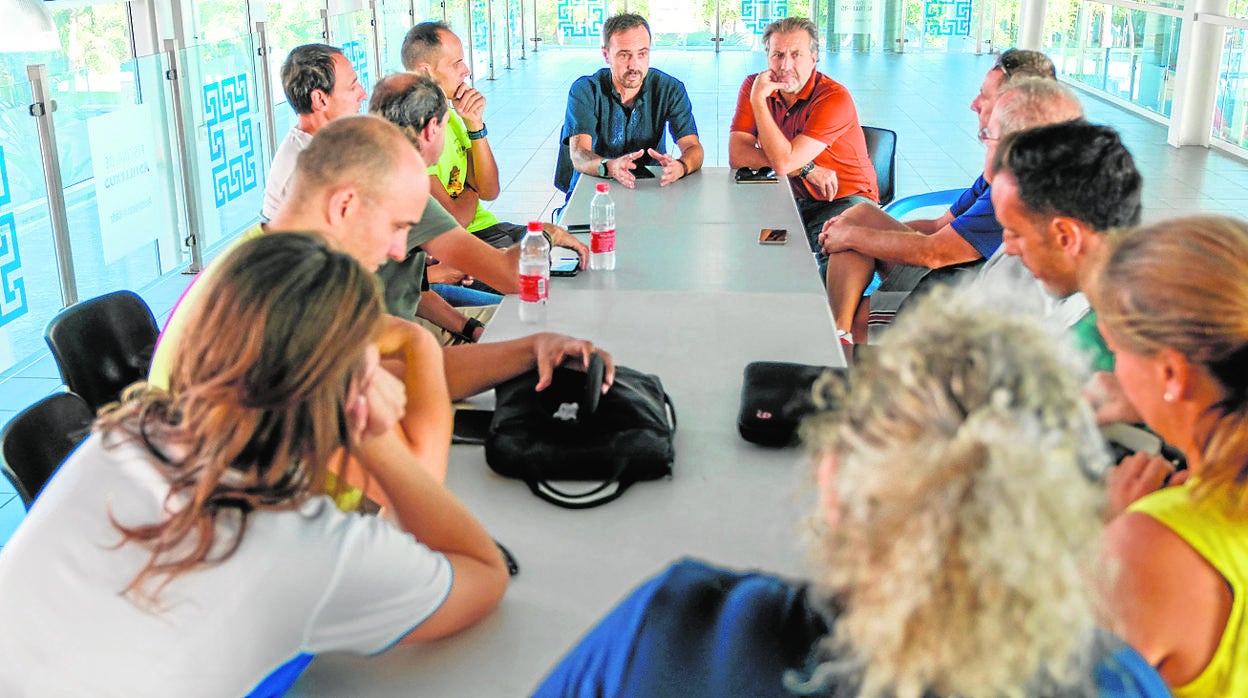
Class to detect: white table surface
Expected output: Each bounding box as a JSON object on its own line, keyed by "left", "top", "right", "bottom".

{"left": 293, "top": 169, "right": 843, "bottom": 698}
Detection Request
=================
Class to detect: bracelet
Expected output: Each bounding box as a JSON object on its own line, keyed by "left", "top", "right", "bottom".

{"left": 541, "top": 229, "right": 554, "bottom": 247}
{"left": 467, "top": 125, "right": 488, "bottom": 140}
{"left": 459, "top": 317, "right": 485, "bottom": 343}
{"left": 796, "top": 161, "right": 816, "bottom": 179}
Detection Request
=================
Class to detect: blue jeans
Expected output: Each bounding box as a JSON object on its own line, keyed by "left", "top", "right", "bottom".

{"left": 431, "top": 284, "right": 503, "bottom": 307}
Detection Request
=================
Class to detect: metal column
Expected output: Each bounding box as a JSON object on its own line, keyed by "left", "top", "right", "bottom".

{"left": 487, "top": 0, "right": 497, "bottom": 79}
{"left": 505, "top": 0, "right": 513, "bottom": 68}
{"left": 519, "top": 0, "right": 527, "bottom": 59}
{"left": 255, "top": 21, "right": 279, "bottom": 160}
{"left": 25, "top": 64, "right": 78, "bottom": 306}
{"left": 370, "top": 0, "right": 384, "bottom": 77}
{"left": 466, "top": 0, "right": 477, "bottom": 83}
{"left": 162, "top": 39, "right": 206, "bottom": 273}
{"left": 531, "top": 0, "right": 541, "bottom": 51}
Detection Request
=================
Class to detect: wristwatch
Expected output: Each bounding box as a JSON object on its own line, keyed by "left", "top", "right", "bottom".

{"left": 797, "top": 161, "right": 816, "bottom": 179}
{"left": 597, "top": 158, "right": 610, "bottom": 177}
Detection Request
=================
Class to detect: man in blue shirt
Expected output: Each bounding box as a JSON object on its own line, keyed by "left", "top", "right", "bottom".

{"left": 558, "top": 13, "right": 704, "bottom": 193}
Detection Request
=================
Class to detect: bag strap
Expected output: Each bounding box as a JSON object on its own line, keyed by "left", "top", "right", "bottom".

{"left": 526, "top": 457, "right": 633, "bottom": 510}
{"left": 662, "top": 390, "right": 676, "bottom": 432}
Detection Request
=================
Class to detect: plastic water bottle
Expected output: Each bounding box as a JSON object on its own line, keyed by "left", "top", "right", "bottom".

{"left": 589, "top": 182, "right": 616, "bottom": 271}
{"left": 518, "top": 220, "right": 550, "bottom": 323}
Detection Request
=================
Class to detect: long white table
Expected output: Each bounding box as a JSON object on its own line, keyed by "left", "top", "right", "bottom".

{"left": 293, "top": 168, "right": 842, "bottom": 697}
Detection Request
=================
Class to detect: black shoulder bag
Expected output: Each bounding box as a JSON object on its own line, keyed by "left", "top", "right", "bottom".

{"left": 486, "top": 356, "right": 676, "bottom": 509}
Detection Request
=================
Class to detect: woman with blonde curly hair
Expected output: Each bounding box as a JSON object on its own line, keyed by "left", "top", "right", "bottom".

{"left": 1093, "top": 215, "right": 1248, "bottom": 696}
{"left": 534, "top": 284, "right": 1167, "bottom": 698}
{"left": 0, "top": 233, "right": 508, "bottom": 696}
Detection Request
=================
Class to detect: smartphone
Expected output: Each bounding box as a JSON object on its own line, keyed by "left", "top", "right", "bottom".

{"left": 759, "top": 228, "right": 788, "bottom": 245}
{"left": 564, "top": 223, "right": 591, "bottom": 234}
{"left": 551, "top": 256, "right": 580, "bottom": 276}
{"left": 632, "top": 166, "right": 656, "bottom": 179}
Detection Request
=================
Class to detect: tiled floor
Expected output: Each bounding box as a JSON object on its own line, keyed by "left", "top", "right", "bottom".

{"left": 2, "top": 48, "right": 1246, "bottom": 547}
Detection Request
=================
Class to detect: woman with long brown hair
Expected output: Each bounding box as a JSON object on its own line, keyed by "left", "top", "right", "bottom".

{"left": 1094, "top": 215, "right": 1248, "bottom": 697}
{"left": 0, "top": 232, "right": 508, "bottom": 695}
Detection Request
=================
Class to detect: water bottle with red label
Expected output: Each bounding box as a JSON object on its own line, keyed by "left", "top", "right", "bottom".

{"left": 519, "top": 221, "right": 549, "bottom": 323}
{"left": 589, "top": 182, "right": 616, "bottom": 271}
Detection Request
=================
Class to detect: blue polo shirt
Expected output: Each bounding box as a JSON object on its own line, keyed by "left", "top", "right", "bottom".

{"left": 948, "top": 173, "right": 1004, "bottom": 258}
{"left": 558, "top": 67, "right": 698, "bottom": 192}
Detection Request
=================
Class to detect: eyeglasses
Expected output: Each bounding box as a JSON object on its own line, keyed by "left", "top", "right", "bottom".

{"left": 977, "top": 127, "right": 999, "bottom": 144}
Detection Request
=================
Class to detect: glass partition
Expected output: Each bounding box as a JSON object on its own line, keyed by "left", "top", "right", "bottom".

{"left": 1214, "top": 26, "right": 1248, "bottom": 149}
{"left": 534, "top": 0, "right": 611, "bottom": 48}
{"left": 44, "top": 53, "right": 188, "bottom": 305}
{"left": 1047, "top": 2, "right": 1179, "bottom": 118}
{"left": 901, "top": 0, "right": 987, "bottom": 52}
{"left": 328, "top": 9, "right": 381, "bottom": 95}
{"left": 0, "top": 82, "right": 59, "bottom": 377}
{"left": 179, "top": 35, "right": 267, "bottom": 250}
{"left": 378, "top": 0, "right": 417, "bottom": 73}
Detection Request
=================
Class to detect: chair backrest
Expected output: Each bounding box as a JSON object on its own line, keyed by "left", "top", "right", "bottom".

{"left": 0, "top": 392, "right": 94, "bottom": 508}
{"left": 44, "top": 290, "right": 159, "bottom": 410}
{"left": 555, "top": 140, "right": 576, "bottom": 195}
{"left": 861, "top": 126, "right": 897, "bottom": 207}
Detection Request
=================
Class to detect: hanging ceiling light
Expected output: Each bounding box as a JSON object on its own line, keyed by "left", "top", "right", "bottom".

{"left": 0, "top": 0, "right": 60, "bottom": 53}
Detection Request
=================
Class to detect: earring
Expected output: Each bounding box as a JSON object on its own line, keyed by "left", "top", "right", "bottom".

{"left": 1164, "top": 392, "right": 1176, "bottom": 402}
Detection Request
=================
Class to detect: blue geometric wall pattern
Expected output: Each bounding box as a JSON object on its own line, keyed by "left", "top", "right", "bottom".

{"left": 0, "top": 145, "right": 27, "bottom": 328}
{"left": 342, "top": 40, "right": 370, "bottom": 92}
{"left": 558, "top": 0, "right": 606, "bottom": 39}
{"left": 742, "top": 0, "right": 789, "bottom": 36}
{"left": 203, "top": 74, "right": 258, "bottom": 208}
{"left": 924, "top": 0, "right": 972, "bottom": 36}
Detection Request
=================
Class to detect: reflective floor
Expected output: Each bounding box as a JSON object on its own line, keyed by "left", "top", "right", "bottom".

{"left": 2, "top": 48, "right": 1246, "bottom": 546}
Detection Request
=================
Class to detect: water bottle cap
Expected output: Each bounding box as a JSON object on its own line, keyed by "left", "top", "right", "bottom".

{"left": 596, "top": 183, "right": 610, "bottom": 193}
{"left": 527, "top": 221, "right": 542, "bottom": 232}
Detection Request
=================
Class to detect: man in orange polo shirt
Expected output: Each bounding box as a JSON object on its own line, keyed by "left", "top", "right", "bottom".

{"left": 729, "top": 16, "right": 878, "bottom": 280}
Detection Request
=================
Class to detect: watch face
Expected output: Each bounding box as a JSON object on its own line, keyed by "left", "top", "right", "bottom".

{"left": 598, "top": 161, "right": 608, "bottom": 177}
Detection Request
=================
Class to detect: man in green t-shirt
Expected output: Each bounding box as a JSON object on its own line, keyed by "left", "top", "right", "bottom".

{"left": 401, "top": 21, "right": 588, "bottom": 259}
{"left": 990, "top": 121, "right": 1143, "bottom": 373}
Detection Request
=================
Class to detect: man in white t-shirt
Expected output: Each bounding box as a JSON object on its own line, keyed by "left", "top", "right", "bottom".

{"left": 262, "top": 43, "right": 367, "bottom": 220}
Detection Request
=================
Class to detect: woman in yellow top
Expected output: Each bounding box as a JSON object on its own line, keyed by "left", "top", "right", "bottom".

{"left": 1094, "top": 215, "right": 1248, "bottom": 697}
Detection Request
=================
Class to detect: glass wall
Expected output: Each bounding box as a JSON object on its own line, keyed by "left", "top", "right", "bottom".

{"left": 0, "top": 80, "right": 60, "bottom": 376}
{"left": 378, "top": 0, "right": 416, "bottom": 73}
{"left": 328, "top": 8, "right": 381, "bottom": 92}
{"left": 1214, "top": 25, "right": 1248, "bottom": 149}
{"left": 1046, "top": 0, "right": 1180, "bottom": 118}
{"left": 179, "top": 34, "right": 268, "bottom": 250}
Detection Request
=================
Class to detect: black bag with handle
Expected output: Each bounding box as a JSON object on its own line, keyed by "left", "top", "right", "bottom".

{"left": 738, "top": 362, "right": 842, "bottom": 447}
{"left": 486, "top": 355, "right": 676, "bottom": 508}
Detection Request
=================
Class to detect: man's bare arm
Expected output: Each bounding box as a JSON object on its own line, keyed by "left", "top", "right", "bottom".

{"left": 729, "top": 131, "right": 772, "bottom": 169}
{"left": 442, "top": 333, "right": 615, "bottom": 401}
{"left": 673, "top": 134, "right": 704, "bottom": 175}
{"left": 821, "top": 222, "right": 982, "bottom": 269}
{"left": 453, "top": 85, "right": 501, "bottom": 201}
{"left": 422, "top": 226, "right": 521, "bottom": 295}
{"left": 429, "top": 174, "right": 480, "bottom": 229}
{"left": 415, "top": 291, "right": 482, "bottom": 342}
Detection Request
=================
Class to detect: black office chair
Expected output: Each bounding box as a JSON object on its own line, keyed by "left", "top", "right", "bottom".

{"left": 862, "top": 126, "right": 897, "bottom": 207}
{"left": 44, "top": 290, "right": 159, "bottom": 411}
{"left": 1, "top": 392, "right": 94, "bottom": 508}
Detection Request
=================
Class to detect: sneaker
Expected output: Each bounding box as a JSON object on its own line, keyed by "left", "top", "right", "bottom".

{"left": 836, "top": 329, "right": 854, "bottom": 346}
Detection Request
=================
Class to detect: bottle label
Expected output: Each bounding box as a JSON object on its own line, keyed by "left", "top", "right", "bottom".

{"left": 591, "top": 229, "right": 616, "bottom": 254}
{"left": 519, "top": 274, "right": 547, "bottom": 302}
